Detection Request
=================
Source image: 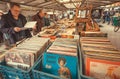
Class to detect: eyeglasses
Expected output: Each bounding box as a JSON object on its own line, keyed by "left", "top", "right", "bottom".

{"left": 13, "top": 10, "right": 20, "bottom": 13}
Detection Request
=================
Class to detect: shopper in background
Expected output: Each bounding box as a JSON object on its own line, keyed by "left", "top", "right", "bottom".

{"left": 32, "top": 9, "right": 45, "bottom": 35}
{"left": 92, "top": 10, "right": 101, "bottom": 23}
{"left": 102, "top": 9, "right": 111, "bottom": 25}
{"left": 92, "top": 10, "right": 100, "bottom": 19}
{"left": 102, "top": 10, "right": 107, "bottom": 23}
{"left": 0, "top": 10, "right": 4, "bottom": 43}
{"left": 110, "top": 8, "right": 115, "bottom": 25}
{"left": 44, "top": 13, "right": 50, "bottom": 27}
{"left": 113, "top": 10, "right": 120, "bottom": 27}
{"left": 0, "top": 3, "right": 32, "bottom": 46}
{"left": 106, "top": 10, "right": 111, "bottom": 25}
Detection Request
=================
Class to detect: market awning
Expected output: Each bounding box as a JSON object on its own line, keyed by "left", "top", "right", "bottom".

{"left": 0, "top": 0, "right": 120, "bottom": 11}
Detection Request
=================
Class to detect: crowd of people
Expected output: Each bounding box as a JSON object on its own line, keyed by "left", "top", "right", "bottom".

{"left": 0, "top": 3, "right": 50, "bottom": 48}
{"left": 102, "top": 9, "right": 120, "bottom": 25}
{"left": 92, "top": 8, "right": 120, "bottom": 26}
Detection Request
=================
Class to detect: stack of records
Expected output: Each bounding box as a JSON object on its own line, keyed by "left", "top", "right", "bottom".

{"left": 80, "top": 31, "right": 107, "bottom": 37}
{"left": 58, "top": 28, "right": 75, "bottom": 39}
{"left": 43, "top": 38, "right": 78, "bottom": 79}
{"left": 5, "top": 49, "right": 35, "bottom": 70}
{"left": 47, "top": 38, "right": 77, "bottom": 56}
{"left": 5, "top": 37, "right": 50, "bottom": 70}
{"left": 80, "top": 37, "right": 110, "bottom": 42}
{"left": 17, "top": 37, "right": 50, "bottom": 54}
{"left": 39, "top": 29, "right": 57, "bottom": 37}
{"left": 80, "top": 37, "right": 120, "bottom": 79}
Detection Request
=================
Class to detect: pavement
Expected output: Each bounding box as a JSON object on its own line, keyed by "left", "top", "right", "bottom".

{"left": 99, "top": 22, "right": 120, "bottom": 51}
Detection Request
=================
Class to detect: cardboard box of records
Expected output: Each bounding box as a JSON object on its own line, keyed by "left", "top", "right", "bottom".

{"left": 42, "top": 38, "right": 78, "bottom": 79}
{"left": 80, "top": 37, "right": 120, "bottom": 79}
{"left": 5, "top": 37, "right": 50, "bottom": 70}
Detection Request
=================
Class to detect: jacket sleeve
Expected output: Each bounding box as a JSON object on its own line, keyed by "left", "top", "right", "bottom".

{"left": 0, "top": 15, "right": 15, "bottom": 34}
{"left": 23, "top": 16, "right": 32, "bottom": 38}
{"left": 32, "top": 15, "right": 36, "bottom": 21}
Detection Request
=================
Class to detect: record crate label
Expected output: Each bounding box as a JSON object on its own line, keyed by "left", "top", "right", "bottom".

{"left": 86, "top": 57, "right": 120, "bottom": 79}
{"left": 42, "top": 52, "right": 78, "bottom": 79}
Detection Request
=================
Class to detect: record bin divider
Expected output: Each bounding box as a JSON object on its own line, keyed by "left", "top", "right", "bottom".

{"left": 32, "top": 40, "right": 80, "bottom": 79}
{"left": 78, "top": 36, "right": 93, "bottom": 79}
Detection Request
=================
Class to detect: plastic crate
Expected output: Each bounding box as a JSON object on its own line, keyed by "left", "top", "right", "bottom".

{"left": 0, "top": 61, "right": 32, "bottom": 79}
{"left": 32, "top": 56, "right": 79, "bottom": 79}
{"left": 0, "top": 72, "right": 11, "bottom": 79}
{"left": 78, "top": 42, "right": 93, "bottom": 79}
{"left": 0, "top": 62, "right": 14, "bottom": 79}
{"left": 0, "top": 56, "right": 42, "bottom": 79}
{"left": 32, "top": 57, "right": 62, "bottom": 79}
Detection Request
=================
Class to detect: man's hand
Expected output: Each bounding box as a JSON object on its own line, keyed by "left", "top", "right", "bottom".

{"left": 14, "top": 27, "right": 21, "bottom": 32}
{"left": 33, "top": 26, "right": 36, "bottom": 30}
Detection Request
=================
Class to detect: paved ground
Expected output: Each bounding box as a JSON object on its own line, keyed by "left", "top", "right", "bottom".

{"left": 99, "top": 23, "right": 120, "bottom": 51}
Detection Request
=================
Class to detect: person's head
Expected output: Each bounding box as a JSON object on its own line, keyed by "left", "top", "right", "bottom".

{"left": 10, "top": 3, "right": 21, "bottom": 17}
{"left": 112, "top": 8, "right": 114, "bottom": 11}
{"left": 44, "top": 13, "right": 48, "bottom": 18}
{"left": 38, "top": 9, "right": 45, "bottom": 18}
{"left": 58, "top": 57, "right": 66, "bottom": 67}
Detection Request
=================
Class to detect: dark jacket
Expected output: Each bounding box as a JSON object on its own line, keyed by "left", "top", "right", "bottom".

{"left": 32, "top": 13, "right": 44, "bottom": 35}
{"left": 44, "top": 17, "right": 50, "bottom": 26}
{"left": 0, "top": 11, "right": 32, "bottom": 44}
{"left": 0, "top": 18, "right": 3, "bottom": 43}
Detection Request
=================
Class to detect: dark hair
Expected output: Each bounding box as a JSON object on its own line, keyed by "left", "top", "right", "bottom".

{"left": 38, "top": 9, "right": 43, "bottom": 13}
{"left": 58, "top": 57, "right": 66, "bottom": 65}
{"left": 44, "top": 13, "right": 47, "bottom": 15}
{"left": 10, "top": 3, "right": 21, "bottom": 8}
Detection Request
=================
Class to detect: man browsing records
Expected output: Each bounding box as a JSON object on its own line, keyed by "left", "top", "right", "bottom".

{"left": 0, "top": 3, "right": 32, "bottom": 45}
{"left": 32, "top": 9, "right": 45, "bottom": 35}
